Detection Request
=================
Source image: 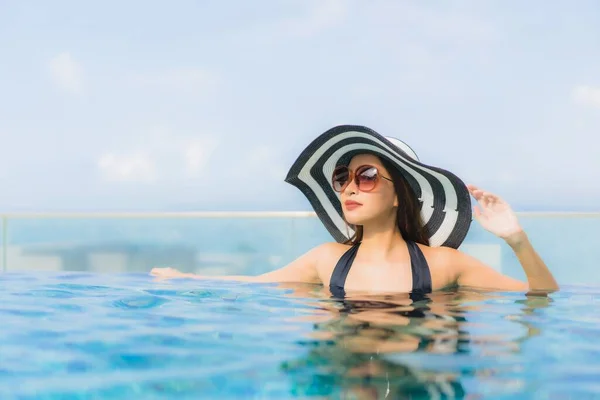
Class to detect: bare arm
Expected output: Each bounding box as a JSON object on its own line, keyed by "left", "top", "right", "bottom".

{"left": 503, "top": 231, "right": 558, "bottom": 291}
{"left": 151, "top": 244, "right": 326, "bottom": 284}
{"left": 451, "top": 232, "right": 558, "bottom": 293}
{"left": 458, "top": 185, "right": 559, "bottom": 293}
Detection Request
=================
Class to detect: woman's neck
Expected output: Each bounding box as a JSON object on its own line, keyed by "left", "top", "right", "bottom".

{"left": 359, "top": 220, "right": 406, "bottom": 259}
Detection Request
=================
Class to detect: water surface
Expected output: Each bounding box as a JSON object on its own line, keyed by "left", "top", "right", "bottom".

{"left": 0, "top": 272, "right": 597, "bottom": 399}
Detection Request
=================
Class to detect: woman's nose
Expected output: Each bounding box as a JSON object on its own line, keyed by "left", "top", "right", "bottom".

{"left": 344, "top": 177, "right": 358, "bottom": 195}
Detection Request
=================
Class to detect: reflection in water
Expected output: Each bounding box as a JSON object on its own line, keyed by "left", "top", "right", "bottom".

{"left": 279, "top": 286, "right": 551, "bottom": 399}
{"left": 0, "top": 273, "right": 581, "bottom": 398}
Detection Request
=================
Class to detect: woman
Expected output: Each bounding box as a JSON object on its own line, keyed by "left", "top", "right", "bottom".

{"left": 151, "top": 125, "right": 558, "bottom": 295}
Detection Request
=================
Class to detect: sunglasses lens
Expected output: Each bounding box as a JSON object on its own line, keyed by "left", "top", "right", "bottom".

{"left": 356, "top": 166, "right": 378, "bottom": 191}
{"left": 332, "top": 167, "right": 350, "bottom": 192}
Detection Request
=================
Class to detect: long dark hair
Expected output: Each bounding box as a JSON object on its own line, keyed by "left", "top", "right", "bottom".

{"left": 344, "top": 156, "right": 430, "bottom": 246}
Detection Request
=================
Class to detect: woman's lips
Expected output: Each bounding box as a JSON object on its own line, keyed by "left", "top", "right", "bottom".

{"left": 344, "top": 200, "right": 362, "bottom": 211}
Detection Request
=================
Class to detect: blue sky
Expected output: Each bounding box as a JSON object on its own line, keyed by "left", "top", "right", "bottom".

{"left": 0, "top": 0, "right": 599, "bottom": 212}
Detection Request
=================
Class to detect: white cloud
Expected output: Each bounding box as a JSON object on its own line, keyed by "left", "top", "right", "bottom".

{"left": 571, "top": 85, "right": 600, "bottom": 109}
{"left": 48, "top": 52, "right": 84, "bottom": 95}
{"left": 243, "top": 0, "right": 347, "bottom": 41}
{"left": 132, "top": 68, "right": 219, "bottom": 92}
{"left": 96, "top": 126, "right": 220, "bottom": 184}
{"left": 97, "top": 152, "right": 156, "bottom": 183}
{"left": 286, "top": 0, "right": 347, "bottom": 38}
{"left": 355, "top": 2, "right": 498, "bottom": 47}
{"left": 410, "top": 6, "right": 498, "bottom": 43}
{"left": 184, "top": 136, "right": 220, "bottom": 176}
{"left": 235, "top": 145, "right": 287, "bottom": 181}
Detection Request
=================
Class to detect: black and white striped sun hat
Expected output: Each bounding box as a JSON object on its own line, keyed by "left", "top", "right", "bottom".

{"left": 284, "top": 125, "right": 472, "bottom": 249}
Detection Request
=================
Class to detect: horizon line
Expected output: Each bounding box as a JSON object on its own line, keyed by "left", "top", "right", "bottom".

{"left": 1, "top": 211, "right": 600, "bottom": 219}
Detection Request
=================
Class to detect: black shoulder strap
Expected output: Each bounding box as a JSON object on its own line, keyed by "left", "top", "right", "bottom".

{"left": 407, "top": 241, "right": 432, "bottom": 295}
{"left": 329, "top": 244, "right": 360, "bottom": 298}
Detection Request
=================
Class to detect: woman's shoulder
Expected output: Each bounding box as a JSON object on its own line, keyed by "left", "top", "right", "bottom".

{"left": 309, "top": 242, "right": 353, "bottom": 273}
{"left": 412, "top": 243, "right": 463, "bottom": 288}
{"left": 416, "top": 242, "right": 460, "bottom": 264}
{"left": 416, "top": 242, "right": 466, "bottom": 280}
{"left": 313, "top": 242, "right": 354, "bottom": 258}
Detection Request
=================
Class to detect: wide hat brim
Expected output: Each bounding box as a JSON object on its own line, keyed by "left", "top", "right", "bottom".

{"left": 284, "top": 125, "right": 472, "bottom": 249}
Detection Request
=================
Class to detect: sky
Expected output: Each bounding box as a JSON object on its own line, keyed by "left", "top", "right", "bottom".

{"left": 0, "top": 0, "right": 599, "bottom": 212}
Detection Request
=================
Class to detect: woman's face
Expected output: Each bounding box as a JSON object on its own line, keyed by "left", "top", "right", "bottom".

{"left": 337, "top": 154, "right": 397, "bottom": 226}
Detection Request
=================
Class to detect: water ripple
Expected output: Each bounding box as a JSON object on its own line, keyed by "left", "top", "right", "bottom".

{"left": 0, "top": 274, "right": 597, "bottom": 399}
{"left": 112, "top": 296, "right": 168, "bottom": 310}
{"left": 27, "top": 289, "right": 77, "bottom": 298}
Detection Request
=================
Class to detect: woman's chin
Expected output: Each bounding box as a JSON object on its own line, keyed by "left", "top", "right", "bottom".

{"left": 343, "top": 212, "right": 369, "bottom": 226}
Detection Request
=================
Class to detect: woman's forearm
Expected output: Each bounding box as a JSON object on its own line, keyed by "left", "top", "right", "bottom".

{"left": 505, "top": 231, "right": 559, "bottom": 292}
{"left": 180, "top": 272, "right": 259, "bottom": 282}
{"left": 152, "top": 245, "right": 323, "bottom": 284}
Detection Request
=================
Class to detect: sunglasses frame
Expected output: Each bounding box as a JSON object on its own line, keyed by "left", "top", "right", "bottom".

{"left": 331, "top": 164, "right": 393, "bottom": 193}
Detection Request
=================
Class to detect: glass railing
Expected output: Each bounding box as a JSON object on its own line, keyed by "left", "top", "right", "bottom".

{"left": 1, "top": 212, "right": 598, "bottom": 286}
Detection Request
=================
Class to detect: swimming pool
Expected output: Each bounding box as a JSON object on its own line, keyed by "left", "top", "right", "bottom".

{"left": 2, "top": 212, "right": 600, "bottom": 286}
{"left": 0, "top": 272, "right": 598, "bottom": 399}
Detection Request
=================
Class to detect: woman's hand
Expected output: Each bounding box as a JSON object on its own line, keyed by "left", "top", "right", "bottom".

{"left": 467, "top": 184, "right": 525, "bottom": 246}
{"left": 150, "top": 267, "right": 192, "bottom": 280}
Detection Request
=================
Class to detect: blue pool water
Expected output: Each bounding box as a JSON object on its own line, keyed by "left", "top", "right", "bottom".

{"left": 0, "top": 272, "right": 599, "bottom": 399}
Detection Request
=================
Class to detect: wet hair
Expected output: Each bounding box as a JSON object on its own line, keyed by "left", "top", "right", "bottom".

{"left": 344, "top": 156, "right": 430, "bottom": 246}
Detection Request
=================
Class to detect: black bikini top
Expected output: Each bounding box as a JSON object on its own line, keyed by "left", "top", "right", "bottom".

{"left": 329, "top": 240, "right": 432, "bottom": 299}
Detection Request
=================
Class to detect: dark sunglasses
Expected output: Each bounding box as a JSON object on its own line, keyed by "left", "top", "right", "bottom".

{"left": 331, "top": 165, "right": 393, "bottom": 193}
